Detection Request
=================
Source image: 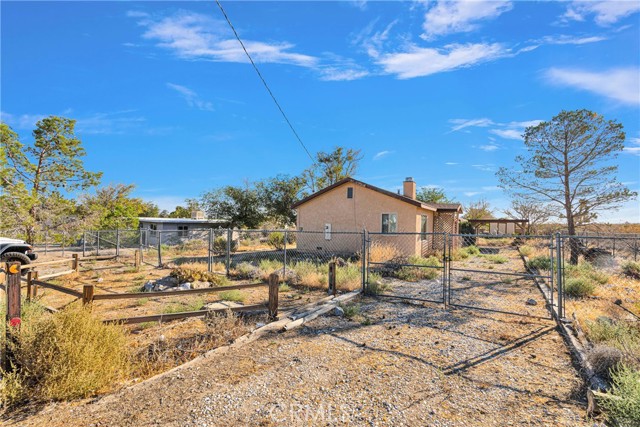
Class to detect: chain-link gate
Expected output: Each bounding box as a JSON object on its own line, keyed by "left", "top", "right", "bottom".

{"left": 365, "top": 232, "right": 447, "bottom": 304}
{"left": 447, "top": 234, "right": 556, "bottom": 319}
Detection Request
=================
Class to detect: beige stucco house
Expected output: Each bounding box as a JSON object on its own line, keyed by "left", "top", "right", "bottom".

{"left": 292, "top": 177, "right": 462, "bottom": 256}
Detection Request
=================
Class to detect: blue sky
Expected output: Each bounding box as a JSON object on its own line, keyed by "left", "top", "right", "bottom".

{"left": 2, "top": 1, "right": 639, "bottom": 222}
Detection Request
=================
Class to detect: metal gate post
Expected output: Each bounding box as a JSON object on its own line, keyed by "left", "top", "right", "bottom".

{"left": 225, "top": 228, "right": 232, "bottom": 276}
{"left": 555, "top": 233, "right": 564, "bottom": 319}
{"left": 207, "top": 229, "right": 213, "bottom": 273}
{"left": 96, "top": 230, "right": 100, "bottom": 256}
{"left": 157, "top": 231, "right": 162, "bottom": 267}
{"left": 361, "top": 230, "right": 367, "bottom": 292}
{"left": 283, "top": 229, "right": 288, "bottom": 285}
{"left": 549, "top": 235, "right": 555, "bottom": 316}
{"left": 443, "top": 233, "right": 448, "bottom": 306}
{"left": 116, "top": 229, "right": 120, "bottom": 258}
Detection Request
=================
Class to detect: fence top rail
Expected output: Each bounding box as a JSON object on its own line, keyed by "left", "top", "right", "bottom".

{"left": 450, "top": 233, "right": 554, "bottom": 239}
{"left": 558, "top": 234, "right": 640, "bottom": 241}
{"left": 92, "top": 281, "right": 267, "bottom": 300}
{"left": 368, "top": 231, "right": 446, "bottom": 236}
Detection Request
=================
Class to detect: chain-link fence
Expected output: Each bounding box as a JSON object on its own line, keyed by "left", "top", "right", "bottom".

{"left": 447, "top": 234, "right": 555, "bottom": 319}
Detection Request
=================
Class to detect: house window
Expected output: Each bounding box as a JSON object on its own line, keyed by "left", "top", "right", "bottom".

{"left": 347, "top": 187, "right": 353, "bottom": 199}
{"left": 381, "top": 213, "right": 397, "bottom": 233}
{"left": 149, "top": 224, "right": 157, "bottom": 231}
{"left": 177, "top": 225, "right": 188, "bottom": 237}
{"left": 421, "top": 215, "right": 428, "bottom": 240}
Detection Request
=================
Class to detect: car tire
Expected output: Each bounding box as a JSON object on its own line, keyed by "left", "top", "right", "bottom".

{"left": 1, "top": 252, "right": 31, "bottom": 275}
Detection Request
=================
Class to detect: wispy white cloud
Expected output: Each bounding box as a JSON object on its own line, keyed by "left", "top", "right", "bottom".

{"left": 563, "top": 1, "right": 640, "bottom": 26}
{"left": 377, "top": 43, "right": 507, "bottom": 79}
{"left": 625, "top": 137, "right": 640, "bottom": 156}
{"left": 166, "top": 83, "right": 214, "bottom": 111}
{"left": 444, "top": 162, "right": 459, "bottom": 166}
{"left": 464, "top": 191, "right": 483, "bottom": 197}
{"left": 545, "top": 67, "right": 639, "bottom": 105}
{"left": 448, "top": 118, "right": 494, "bottom": 132}
{"left": 472, "top": 164, "right": 496, "bottom": 172}
{"left": 449, "top": 118, "right": 541, "bottom": 140}
{"left": 538, "top": 34, "right": 608, "bottom": 45}
{"left": 479, "top": 144, "right": 499, "bottom": 151}
{"left": 131, "top": 10, "right": 368, "bottom": 81}
{"left": 421, "top": 1, "right": 513, "bottom": 39}
{"left": 1, "top": 110, "right": 146, "bottom": 134}
{"left": 482, "top": 186, "right": 501, "bottom": 191}
{"left": 373, "top": 150, "right": 394, "bottom": 160}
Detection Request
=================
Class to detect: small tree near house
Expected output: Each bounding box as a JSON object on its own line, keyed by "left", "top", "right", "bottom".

{"left": 497, "top": 109, "right": 637, "bottom": 263}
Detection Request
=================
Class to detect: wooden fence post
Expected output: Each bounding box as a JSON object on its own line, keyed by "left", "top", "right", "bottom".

{"left": 4, "top": 262, "right": 21, "bottom": 371}
{"left": 268, "top": 273, "right": 279, "bottom": 321}
{"left": 82, "top": 285, "right": 95, "bottom": 307}
{"left": 32, "top": 271, "right": 39, "bottom": 299}
{"left": 73, "top": 253, "right": 80, "bottom": 273}
{"left": 26, "top": 271, "right": 33, "bottom": 302}
{"left": 6, "top": 262, "right": 21, "bottom": 327}
{"left": 328, "top": 261, "right": 337, "bottom": 296}
{"left": 134, "top": 250, "right": 140, "bottom": 269}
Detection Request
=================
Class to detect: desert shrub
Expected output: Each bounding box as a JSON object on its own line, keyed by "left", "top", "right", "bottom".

{"left": 340, "top": 302, "right": 361, "bottom": 319}
{"left": 0, "top": 305, "right": 129, "bottom": 406}
{"left": 597, "top": 364, "right": 640, "bottom": 427}
{"left": 397, "top": 256, "right": 441, "bottom": 281}
{"left": 587, "top": 345, "right": 626, "bottom": 381}
{"left": 564, "top": 277, "right": 596, "bottom": 298}
{"left": 267, "top": 232, "right": 285, "bottom": 250}
{"left": 587, "top": 318, "right": 640, "bottom": 351}
{"left": 566, "top": 262, "right": 610, "bottom": 285}
{"left": 621, "top": 261, "right": 640, "bottom": 279}
{"left": 212, "top": 236, "right": 238, "bottom": 253}
{"left": 218, "top": 290, "right": 246, "bottom": 302}
{"left": 482, "top": 254, "right": 509, "bottom": 264}
{"left": 479, "top": 237, "right": 512, "bottom": 247}
{"left": 292, "top": 261, "right": 324, "bottom": 287}
{"left": 170, "top": 264, "right": 229, "bottom": 286}
{"left": 367, "top": 273, "right": 391, "bottom": 295}
{"left": 463, "top": 245, "right": 481, "bottom": 256}
{"left": 231, "top": 262, "right": 261, "bottom": 280}
{"left": 368, "top": 242, "right": 402, "bottom": 263}
{"left": 519, "top": 245, "right": 534, "bottom": 257}
{"left": 336, "top": 264, "right": 362, "bottom": 291}
{"left": 176, "top": 239, "right": 207, "bottom": 253}
{"left": 279, "top": 283, "right": 291, "bottom": 292}
{"left": 527, "top": 256, "right": 552, "bottom": 271}
{"left": 450, "top": 248, "right": 469, "bottom": 260}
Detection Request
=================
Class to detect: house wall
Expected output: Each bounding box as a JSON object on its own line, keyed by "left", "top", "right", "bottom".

{"left": 295, "top": 182, "right": 435, "bottom": 256}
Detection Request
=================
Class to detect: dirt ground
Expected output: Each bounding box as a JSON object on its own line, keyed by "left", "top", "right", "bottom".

{"left": 3, "top": 294, "right": 594, "bottom": 427}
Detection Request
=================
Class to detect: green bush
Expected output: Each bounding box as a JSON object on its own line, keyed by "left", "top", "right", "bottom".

{"left": 367, "top": 273, "right": 390, "bottom": 295}
{"left": 267, "top": 232, "right": 285, "bottom": 250}
{"left": 170, "top": 265, "right": 229, "bottom": 286}
{"left": 397, "top": 256, "right": 441, "bottom": 281}
{"left": 212, "top": 236, "right": 237, "bottom": 253}
{"left": 482, "top": 254, "right": 509, "bottom": 264}
{"left": 340, "top": 302, "right": 361, "bottom": 319}
{"left": 587, "top": 318, "right": 640, "bottom": 350}
{"left": 564, "top": 278, "right": 596, "bottom": 298}
{"left": 463, "top": 245, "right": 481, "bottom": 256}
{"left": 566, "top": 262, "right": 610, "bottom": 285}
{"left": 231, "top": 262, "right": 260, "bottom": 280}
{"left": 0, "top": 305, "right": 129, "bottom": 405}
{"left": 597, "top": 364, "right": 640, "bottom": 427}
{"left": 527, "top": 256, "right": 552, "bottom": 271}
{"left": 519, "top": 245, "right": 534, "bottom": 257}
{"left": 622, "top": 261, "right": 640, "bottom": 279}
{"left": 218, "top": 290, "right": 246, "bottom": 302}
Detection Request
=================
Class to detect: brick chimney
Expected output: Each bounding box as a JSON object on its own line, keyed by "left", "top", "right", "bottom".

{"left": 403, "top": 177, "right": 416, "bottom": 199}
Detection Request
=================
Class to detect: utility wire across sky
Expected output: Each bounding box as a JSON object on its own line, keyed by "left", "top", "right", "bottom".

{"left": 214, "top": 0, "right": 316, "bottom": 164}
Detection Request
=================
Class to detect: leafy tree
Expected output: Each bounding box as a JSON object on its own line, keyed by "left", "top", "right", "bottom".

{"left": 200, "top": 184, "right": 265, "bottom": 228}
{"left": 497, "top": 109, "right": 636, "bottom": 263}
{"left": 503, "top": 199, "right": 552, "bottom": 235}
{"left": 169, "top": 206, "right": 191, "bottom": 218}
{"left": 1, "top": 117, "right": 102, "bottom": 242}
{"left": 464, "top": 199, "right": 493, "bottom": 220}
{"left": 79, "top": 184, "right": 150, "bottom": 229}
{"left": 302, "top": 147, "right": 363, "bottom": 194}
{"left": 257, "top": 174, "right": 304, "bottom": 226}
{"left": 139, "top": 202, "right": 160, "bottom": 218}
{"left": 416, "top": 187, "right": 454, "bottom": 204}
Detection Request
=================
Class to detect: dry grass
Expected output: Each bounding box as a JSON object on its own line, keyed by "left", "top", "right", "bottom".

{"left": 131, "top": 311, "right": 250, "bottom": 378}
{"left": 1, "top": 304, "right": 130, "bottom": 406}
{"left": 368, "top": 242, "right": 402, "bottom": 263}
{"left": 171, "top": 263, "right": 229, "bottom": 286}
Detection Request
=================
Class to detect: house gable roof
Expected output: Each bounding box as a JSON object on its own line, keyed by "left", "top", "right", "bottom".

{"left": 292, "top": 177, "right": 462, "bottom": 213}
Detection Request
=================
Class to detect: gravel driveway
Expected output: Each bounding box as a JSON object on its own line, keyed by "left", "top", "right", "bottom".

{"left": 5, "top": 294, "right": 591, "bottom": 427}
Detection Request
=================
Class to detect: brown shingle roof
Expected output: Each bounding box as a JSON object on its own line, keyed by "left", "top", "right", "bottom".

{"left": 291, "top": 177, "right": 463, "bottom": 213}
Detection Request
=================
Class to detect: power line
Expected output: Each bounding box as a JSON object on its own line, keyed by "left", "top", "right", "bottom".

{"left": 214, "top": 0, "right": 315, "bottom": 164}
